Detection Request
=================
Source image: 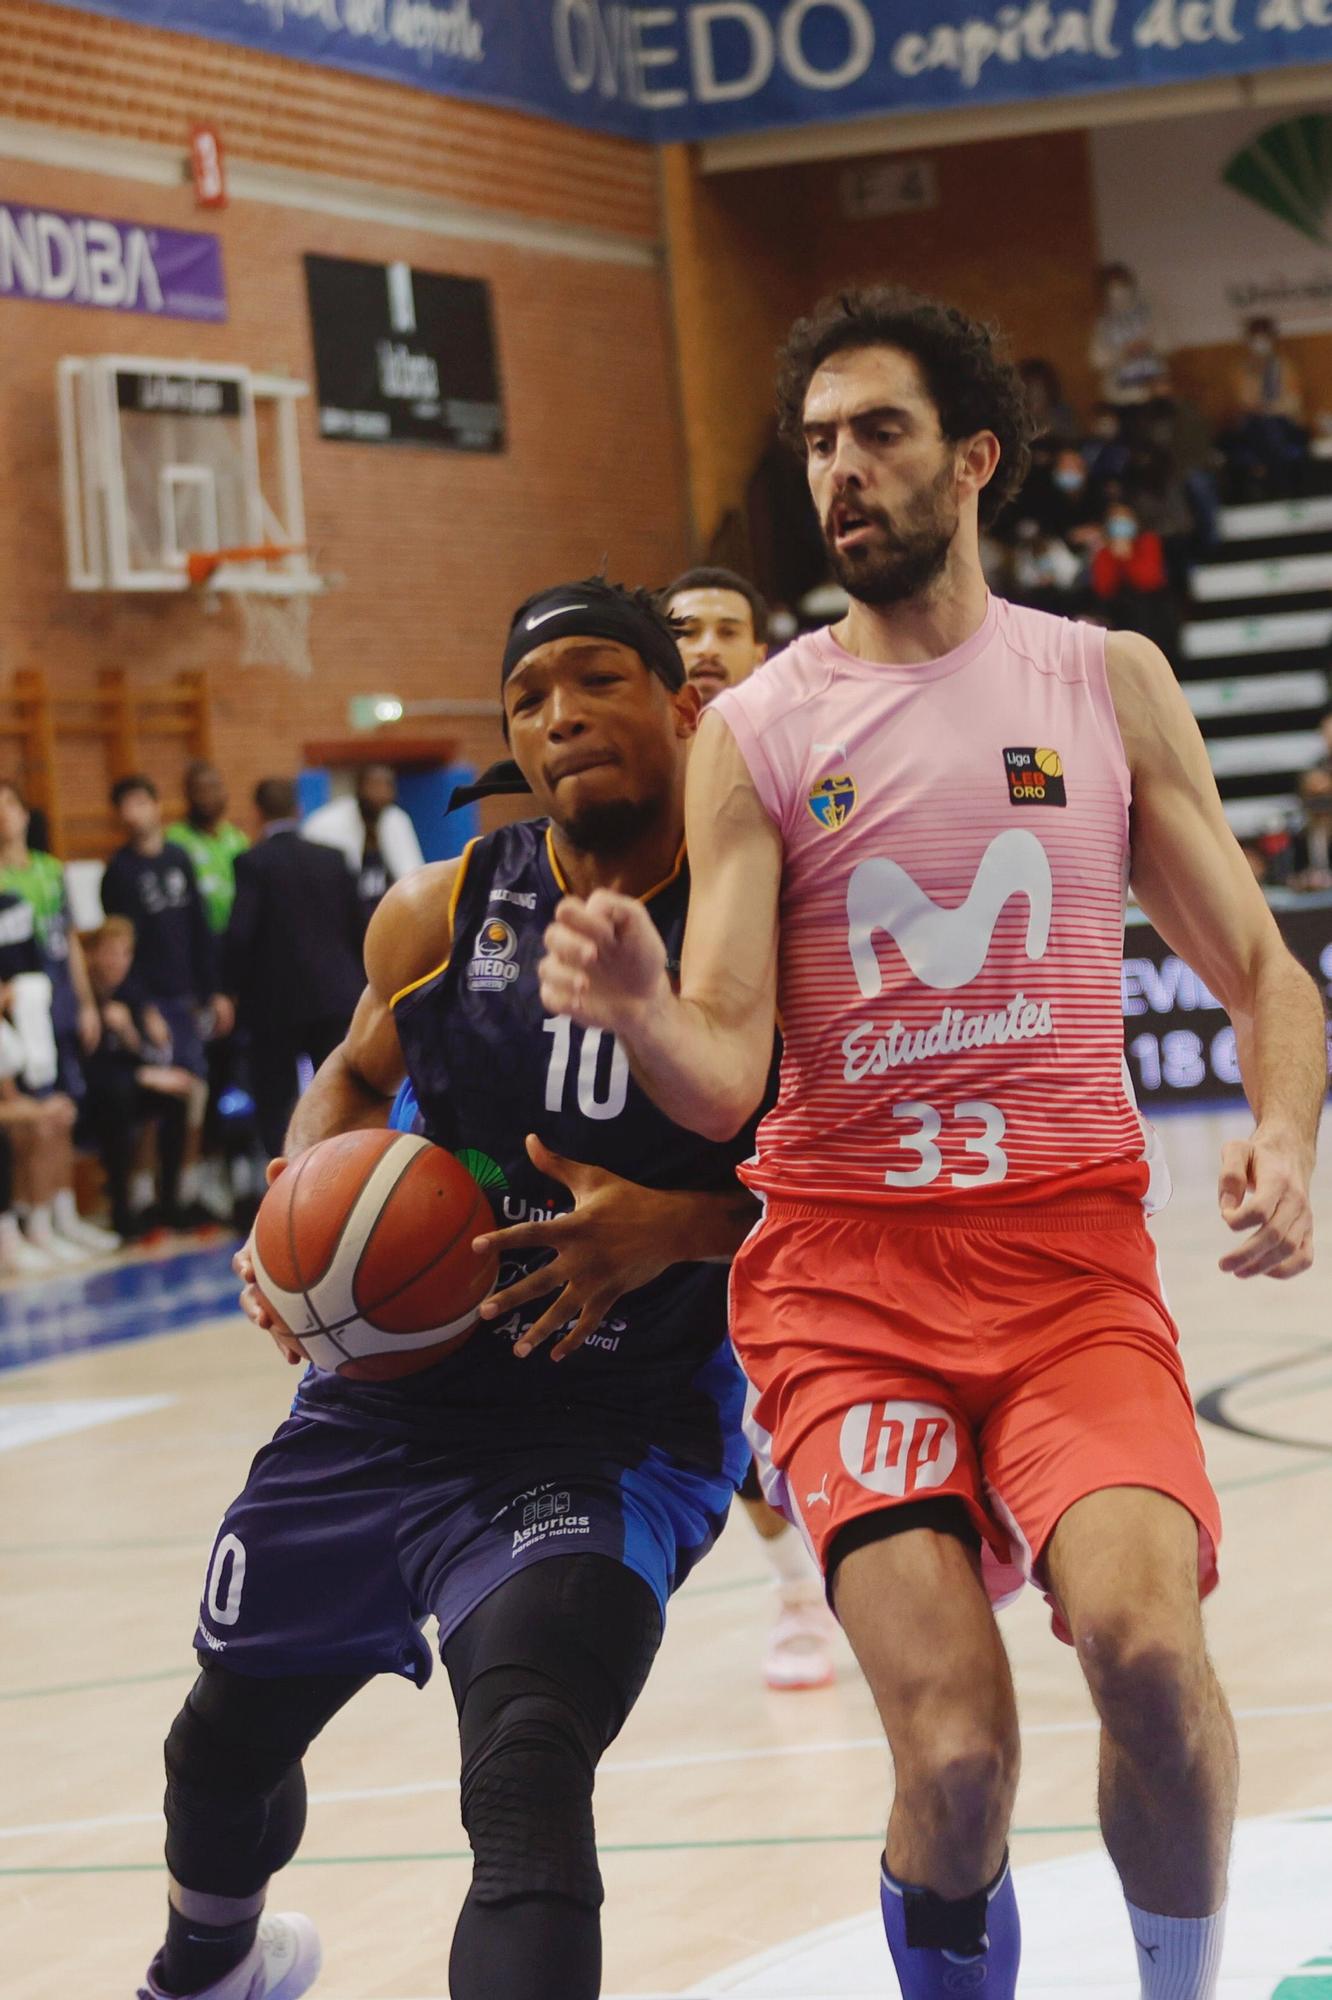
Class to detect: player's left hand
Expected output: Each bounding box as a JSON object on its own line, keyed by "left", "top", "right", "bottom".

{"left": 1217, "top": 1125, "right": 1315, "bottom": 1279}
{"left": 473, "top": 1133, "right": 680, "bottom": 1362}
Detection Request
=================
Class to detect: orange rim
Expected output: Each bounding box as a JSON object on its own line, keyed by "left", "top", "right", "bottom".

{"left": 185, "top": 543, "right": 307, "bottom": 586}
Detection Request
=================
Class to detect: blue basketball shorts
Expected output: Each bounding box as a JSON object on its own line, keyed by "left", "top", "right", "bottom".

{"left": 193, "top": 1415, "right": 735, "bottom": 1683}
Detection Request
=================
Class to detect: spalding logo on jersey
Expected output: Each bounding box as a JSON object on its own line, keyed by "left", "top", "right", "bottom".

{"left": 807, "top": 773, "right": 858, "bottom": 831}
{"left": 467, "top": 917, "right": 520, "bottom": 993}
{"left": 1003, "top": 746, "right": 1066, "bottom": 806}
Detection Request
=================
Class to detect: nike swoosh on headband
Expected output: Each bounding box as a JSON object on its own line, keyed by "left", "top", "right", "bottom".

{"left": 527, "top": 603, "right": 587, "bottom": 630}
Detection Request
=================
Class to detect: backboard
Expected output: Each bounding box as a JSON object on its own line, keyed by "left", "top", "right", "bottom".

{"left": 57, "top": 355, "right": 317, "bottom": 596}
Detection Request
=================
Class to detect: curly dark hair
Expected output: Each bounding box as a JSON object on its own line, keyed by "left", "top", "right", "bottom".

{"left": 774, "top": 286, "right": 1035, "bottom": 526}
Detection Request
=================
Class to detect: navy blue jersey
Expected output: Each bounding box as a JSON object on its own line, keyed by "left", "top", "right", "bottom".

{"left": 296, "top": 820, "right": 775, "bottom": 1474}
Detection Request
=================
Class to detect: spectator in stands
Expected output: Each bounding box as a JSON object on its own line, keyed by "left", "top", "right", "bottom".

{"left": 80, "top": 917, "right": 194, "bottom": 1240}
{"left": 224, "top": 778, "right": 364, "bottom": 1158}
{"left": 101, "top": 775, "right": 232, "bottom": 1226}
{"left": 0, "top": 888, "right": 107, "bottom": 1267}
{"left": 0, "top": 780, "right": 101, "bottom": 1096}
{"left": 1089, "top": 264, "right": 1170, "bottom": 414}
{"left": 1290, "top": 767, "right": 1332, "bottom": 890}
{"left": 1018, "top": 359, "right": 1078, "bottom": 445}
{"left": 1084, "top": 402, "right": 1134, "bottom": 498}
{"left": 1089, "top": 500, "right": 1179, "bottom": 655}
{"left": 167, "top": 761, "right": 253, "bottom": 1224}
{"left": 304, "top": 763, "right": 424, "bottom": 928}
{"left": 1009, "top": 518, "right": 1086, "bottom": 615}
{"left": 1221, "top": 316, "right": 1309, "bottom": 500}
{"left": 166, "top": 761, "right": 249, "bottom": 938}
{"left": 659, "top": 565, "right": 769, "bottom": 704}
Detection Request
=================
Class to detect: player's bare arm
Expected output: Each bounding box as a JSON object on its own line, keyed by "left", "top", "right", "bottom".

{"left": 1109, "top": 630, "right": 1325, "bottom": 1278}
{"left": 539, "top": 709, "right": 782, "bottom": 1139}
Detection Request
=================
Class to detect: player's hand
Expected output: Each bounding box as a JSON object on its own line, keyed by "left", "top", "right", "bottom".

{"left": 233, "top": 1158, "right": 306, "bottom": 1363}
{"left": 76, "top": 1001, "right": 102, "bottom": 1054}
{"left": 538, "top": 890, "right": 668, "bottom": 1034}
{"left": 1217, "top": 1126, "right": 1315, "bottom": 1279}
{"left": 473, "top": 1133, "right": 678, "bottom": 1363}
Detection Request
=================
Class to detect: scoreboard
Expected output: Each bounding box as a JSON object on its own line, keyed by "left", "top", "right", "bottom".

{"left": 1122, "top": 896, "right": 1332, "bottom": 1106}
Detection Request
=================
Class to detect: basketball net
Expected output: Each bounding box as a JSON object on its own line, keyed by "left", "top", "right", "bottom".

{"left": 187, "top": 545, "right": 317, "bottom": 677}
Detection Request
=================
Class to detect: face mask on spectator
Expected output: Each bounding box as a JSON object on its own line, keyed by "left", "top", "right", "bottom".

{"left": 1054, "top": 465, "right": 1086, "bottom": 494}
{"left": 1106, "top": 514, "right": 1137, "bottom": 546}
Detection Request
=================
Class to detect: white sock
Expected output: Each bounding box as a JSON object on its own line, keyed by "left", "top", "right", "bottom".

{"left": 52, "top": 1188, "right": 80, "bottom": 1230}
{"left": 178, "top": 1162, "right": 200, "bottom": 1202}
{"left": 762, "top": 1523, "right": 820, "bottom": 1591}
{"left": 25, "top": 1203, "right": 55, "bottom": 1239}
{"left": 130, "top": 1169, "right": 154, "bottom": 1211}
{"left": 1126, "top": 1899, "right": 1226, "bottom": 1999}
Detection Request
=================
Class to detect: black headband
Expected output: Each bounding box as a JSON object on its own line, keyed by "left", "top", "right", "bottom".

{"left": 500, "top": 585, "right": 685, "bottom": 693}
{"left": 449, "top": 586, "right": 686, "bottom": 809}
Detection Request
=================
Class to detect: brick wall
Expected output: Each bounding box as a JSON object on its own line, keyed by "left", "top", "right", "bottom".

{"left": 0, "top": 4, "right": 687, "bottom": 854}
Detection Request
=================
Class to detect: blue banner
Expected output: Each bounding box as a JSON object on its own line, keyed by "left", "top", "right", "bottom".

{"left": 42, "top": 1, "right": 1332, "bottom": 145}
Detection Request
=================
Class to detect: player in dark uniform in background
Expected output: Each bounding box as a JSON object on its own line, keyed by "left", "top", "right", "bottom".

{"left": 136, "top": 580, "right": 773, "bottom": 2000}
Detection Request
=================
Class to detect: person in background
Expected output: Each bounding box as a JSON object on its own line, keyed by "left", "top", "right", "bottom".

{"left": 304, "top": 763, "right": 425, "bottom": 928}
{"left": 1089, "top": 263, "right": 1170, "bottom": 415}
{"left": 1009, "top": 518, "right": 1086, "bottom": 614}
{"left": 659, "top": 566, "right": 769, "bottom": 705}
{"left": 223, "top": 778, "right": 364, "bottom": 1159}
{"left": 0, "top": 780, "right": 119, "bottom": 1250}
{"left": 664, "top": 561, "right": 835, "bottom": 1690}
{"left": 166, "top": 761, "right": 249, "bottom": 938}
{"left": 1090, "top": 500, "right": 1179, "bottom": 655}
{"left": 1290, "top": 767, "right": 1332, "bottom": 891}
{"left": 0, "top": 888, "right": 101, "bottom": 1269}
{"left": 101, "top": 775, "right": 232, "bottom": 1228}
{"left": 1017, "top": 358, "right": 1078, "bottom": 445}
{"left": 168, "top": 761, "right": 253, "bottom": 1225}
{"left": 80, "top": 918, "right": 195, "bottom": 1240}
{"left": 1222, "top": 317, "right": 1309, "bottom": 500}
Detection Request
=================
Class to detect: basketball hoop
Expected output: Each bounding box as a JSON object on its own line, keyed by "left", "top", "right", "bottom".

{"left": 186, "top": 542, "right": 321, "bottom": 677}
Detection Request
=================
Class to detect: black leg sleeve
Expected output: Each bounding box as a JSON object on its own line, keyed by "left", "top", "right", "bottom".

{"left": 442, "top": 1556, "right": 663, "bottom": 2000}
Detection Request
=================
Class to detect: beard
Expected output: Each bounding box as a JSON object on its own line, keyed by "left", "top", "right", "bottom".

{"left": 824, "top": 465, "right": 959, "bottom": 608}
{"left": 558, "top": 789, "right": 667, "bottom": 856}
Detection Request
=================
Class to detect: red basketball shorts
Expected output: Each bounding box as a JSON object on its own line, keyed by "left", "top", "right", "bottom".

{"left": 732, "top": 1192, "right": 1220, "bottom": 1635}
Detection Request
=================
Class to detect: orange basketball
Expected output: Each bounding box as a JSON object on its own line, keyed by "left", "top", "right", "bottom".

{"left": 251, "top": 1129, "right": 499, "bottom": 1380}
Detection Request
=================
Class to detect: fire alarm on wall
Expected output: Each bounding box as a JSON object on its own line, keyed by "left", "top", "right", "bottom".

{"left": 190, "top": 126, "right": 226, "bottom": 209}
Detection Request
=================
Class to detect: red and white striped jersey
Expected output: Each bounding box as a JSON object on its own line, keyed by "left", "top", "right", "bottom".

{"left": 709, "top": 595, "right": 1165, "bottom": 1209}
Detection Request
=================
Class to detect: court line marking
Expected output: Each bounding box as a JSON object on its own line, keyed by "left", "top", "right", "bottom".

{"left": 8, "top": 1812, "right": 1332, "bottom": 1876}
{"left": 6, "top": 1703, "right": 1332, "bottom": 1843}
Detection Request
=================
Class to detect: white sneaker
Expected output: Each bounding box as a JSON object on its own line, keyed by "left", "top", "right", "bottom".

{"left": 763, "top": 1582, "right": 838, "bottom": 1691}
{"left": 53, "top": 1212, "right": 122, "bottom": 1254}
{"left": 138, "top": 1913, "right": 322, "bottom": 2000}
{"left": 0, "top": 1213, "right": 59, "bottom": 1275}
{"left": 23, "top": 1213, "right": 92, "bottom": 1266}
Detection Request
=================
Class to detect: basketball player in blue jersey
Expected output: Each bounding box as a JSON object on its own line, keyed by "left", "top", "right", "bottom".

{"left": 135, "top": 579, "right": 775, "bottom": 2000}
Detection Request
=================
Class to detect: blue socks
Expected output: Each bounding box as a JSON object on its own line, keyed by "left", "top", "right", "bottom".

{"left": 879, "top": 1851, "right": 1020, "bottom": 1997}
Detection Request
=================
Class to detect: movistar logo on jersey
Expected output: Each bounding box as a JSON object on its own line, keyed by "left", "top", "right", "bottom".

{"left": 808, "top": 773, "right": 858, "bottom": 830}
{"left": 847, "top": 828, "right": 1052, "bottom": 998}
{"left": 466, "top": 917, "right": 521, "bottom": 993}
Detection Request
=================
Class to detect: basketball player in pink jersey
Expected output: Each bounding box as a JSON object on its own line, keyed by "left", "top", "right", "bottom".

{"left": 539, "top": 290, "right": 1326, "bottom": 1999}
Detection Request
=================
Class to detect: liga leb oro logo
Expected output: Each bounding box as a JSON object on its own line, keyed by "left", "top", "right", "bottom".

{"left": 1003, "top": 746, "right": 1066, "bottom": 807}
{"left": 807, "top": 773, "right": 858, "bottom": 830}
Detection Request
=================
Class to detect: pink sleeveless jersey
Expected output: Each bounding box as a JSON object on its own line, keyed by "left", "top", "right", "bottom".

{"left": 710, "top": 595, "right": 1164, "bottom": 1208}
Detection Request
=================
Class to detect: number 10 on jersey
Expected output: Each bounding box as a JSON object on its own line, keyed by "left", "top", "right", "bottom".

{"left": 542, "top": 1016, "right": 630, "bottom": 1122}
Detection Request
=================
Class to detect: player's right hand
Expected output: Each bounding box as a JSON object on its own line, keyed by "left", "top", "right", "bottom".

{"left": 233, "top": 1158, "right": 307, "bottom": 1365}
{"left": 538, "top": 889, "right": 668, "bottom": 1032}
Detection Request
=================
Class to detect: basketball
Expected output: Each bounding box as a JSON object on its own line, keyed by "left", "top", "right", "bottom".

{"left": 250, "top": 1129, "right": 499, "bottom": 1381}
{"left": 1034, "top": 747, "right": 1063, "bottom": 778}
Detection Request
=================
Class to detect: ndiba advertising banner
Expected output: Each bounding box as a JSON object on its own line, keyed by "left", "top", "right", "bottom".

{"left": 35, "top": 2, "right": 1332, "bottom": 146}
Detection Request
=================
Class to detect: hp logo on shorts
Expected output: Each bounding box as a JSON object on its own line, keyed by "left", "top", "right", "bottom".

{"left": 839, "top": 1400, "right": 958, "bottom": 1498}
